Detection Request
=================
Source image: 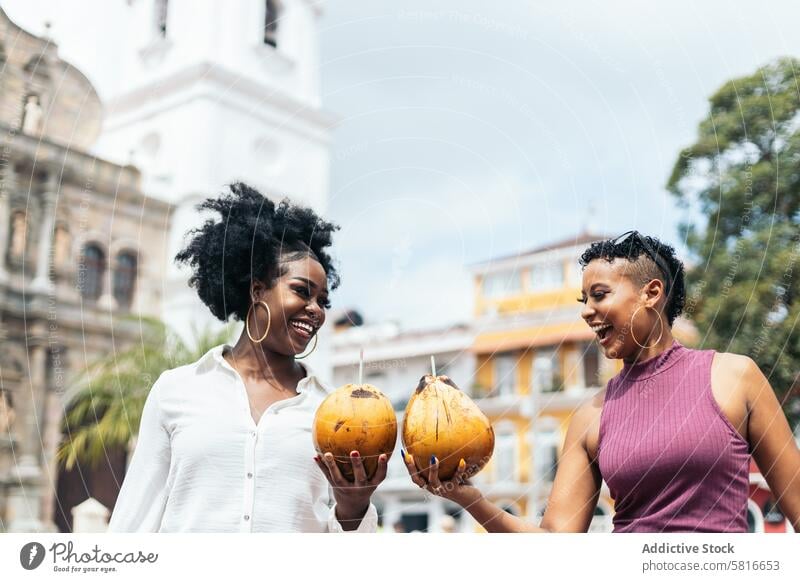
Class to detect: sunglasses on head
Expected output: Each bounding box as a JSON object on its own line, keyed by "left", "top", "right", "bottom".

{"left": 610, "top": 230, "right": 673, "bottom": 298}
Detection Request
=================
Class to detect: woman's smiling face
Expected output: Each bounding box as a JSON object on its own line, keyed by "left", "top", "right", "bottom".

{"left": 251, "top": 255, "right": 330, "bottom": 356}
{"left": 578, "top": 258, "right": 665, "bottom": 360}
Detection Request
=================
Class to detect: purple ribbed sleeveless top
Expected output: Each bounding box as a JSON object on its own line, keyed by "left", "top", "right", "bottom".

{"left": 597, "top": 340, "right": 750, "bottom": 532}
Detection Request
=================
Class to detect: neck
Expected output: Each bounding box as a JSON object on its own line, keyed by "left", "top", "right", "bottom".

{"left": 226, "top": 329, "right": 302, "bottom": 383}
{"left": 623, "top": 329, "right": 675, "bottom": 366}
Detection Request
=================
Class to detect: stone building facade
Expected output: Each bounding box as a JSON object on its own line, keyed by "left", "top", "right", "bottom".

{"left": 0, "top": 8, "right": 172, "bottom": 532}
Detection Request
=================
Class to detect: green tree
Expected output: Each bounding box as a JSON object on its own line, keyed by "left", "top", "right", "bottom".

{"left": 57, "top": 318, "right": 234, "bottom": 470}
{"left": 667, "top": 57, "right": 800, "bottom": 428}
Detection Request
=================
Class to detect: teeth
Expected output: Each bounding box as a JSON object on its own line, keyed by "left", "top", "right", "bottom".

{"left": 591, "top": 324, "right": 612, "bottom": 334}
{"left": 291, "top": 320, "right": 314, "bottom": 333}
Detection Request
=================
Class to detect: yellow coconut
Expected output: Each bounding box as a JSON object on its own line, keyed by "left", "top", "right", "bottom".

{"left": 402, "top": 374, "right": 494, "bottom": 481}
{"left": 313, "top": 383, "right": 397, "bottom": 481}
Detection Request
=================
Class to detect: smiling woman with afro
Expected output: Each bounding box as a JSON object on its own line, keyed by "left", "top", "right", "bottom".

{"left": 108, "top": 182, "right": 387, "bottom": 533}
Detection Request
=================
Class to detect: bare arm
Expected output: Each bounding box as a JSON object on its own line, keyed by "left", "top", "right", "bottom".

{"left": 402, "top": 402, "right": 602, "bottom": 533}
{"left": 401, "top": 451, "right": 545, "bottom": 532}
{"left": 539, "top": 403, "right": 603, "bottom": 532}
{"left": 742, "top": 357, "right": 800, "bottom": 531}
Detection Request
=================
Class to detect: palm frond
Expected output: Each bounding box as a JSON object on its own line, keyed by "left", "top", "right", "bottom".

{"left": 57, "top": 320, "right": 235, "bottom": 469}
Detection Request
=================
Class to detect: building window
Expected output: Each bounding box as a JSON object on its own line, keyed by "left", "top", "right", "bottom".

{"left": 534, "top": 418, "right": 560, "bottom": 483}
{"left": 154, "top": 0, "right": 168, "bottom": 38}
{"left": 495, "top": 424, "right": 518, "bottom": 482}
{"left": 530, "top": 260, "right": 564, "bottom": 292}
{"left": 113, "top": 251, "right": 138, "bottom": 310}
{"left": 482, "top": 270, "right": 521, "bottom": 299}
{"left": 80, "top": 244, "right": 105, "bottom": 301}
{"left": 494, "top": 353, "right": 516, "bottom": 397}
{"left": 8, "top": 210, "right": 27, "bottom": 260}
{"left": 532, "top": 348, "right": 559, "bottom": 393}
{"left": 583, "top": 341, "right": 601, "bottom": 388}
{"left": 264, "top": 0, "right": 279, "bottom": 47}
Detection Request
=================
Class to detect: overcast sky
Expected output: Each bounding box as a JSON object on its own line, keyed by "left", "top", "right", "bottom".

{"left": 4, "top": 0, "right": 800, "bottom": 329}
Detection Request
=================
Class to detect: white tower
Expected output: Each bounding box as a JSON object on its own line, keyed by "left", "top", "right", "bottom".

{"left": 96, "top": 0, "right": 337, "bottom": 373}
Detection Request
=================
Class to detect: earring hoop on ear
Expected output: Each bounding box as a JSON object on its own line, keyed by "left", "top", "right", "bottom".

{"left": 294, "top": 333, "right": 318, "bottom": 359}
{"left": 629, "top": 305, "right": 664, "bottom": 349}
{"left": 246, "top": 301, "right": 272, "bottom": 343}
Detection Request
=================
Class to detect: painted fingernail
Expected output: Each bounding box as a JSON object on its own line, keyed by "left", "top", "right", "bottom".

{"left": 400, "top": 448, "right": 405, "bottom": 460}
{"left": 459, "top": 458, "right": 466, "bottom": 470}
{"left": 351, "top": 451, "right": 360, "bottom": 458}
{"left": 430, "top": 455, "right": 437, "bottom": 465}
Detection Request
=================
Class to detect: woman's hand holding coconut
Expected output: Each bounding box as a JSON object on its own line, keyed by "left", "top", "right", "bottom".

{"left": 313, "top": 379, "right": 397, "bottom": 529}
{"left": 399, "top": 369, "right": 549, "bottom": 533}
{"left": 314, "top": 450, "right": 389, "bottom": 524}
{"left": 402, "top": 451, "right": 483, "bottom": 508}
{"left": 400, "top": 370, "right": 496, "bottom": 510}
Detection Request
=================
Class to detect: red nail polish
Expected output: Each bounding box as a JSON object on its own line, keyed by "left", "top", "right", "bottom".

{"left": 352, "top": 451, "right": 360, "bottom": 458}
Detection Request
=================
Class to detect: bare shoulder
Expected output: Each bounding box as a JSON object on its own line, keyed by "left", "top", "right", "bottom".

{"left": 567, "top": 388, "right": 605, "bottom": 462}
{"left": 711, "top": 352, "right": 765, "bottom": 396}
{"left": 712, "top": 351, "right": 757, "bottom": 375}
{"left": 710, "top": 352, "right": 763, "bottom": 441}
{"left": 570, "top": 389, "right": 605, "bottom": 426}
{"left": 590, "top": 387, "right": 607, "bottom": 410}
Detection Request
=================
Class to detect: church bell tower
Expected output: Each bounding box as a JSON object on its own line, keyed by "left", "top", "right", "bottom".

{"left": 97, "top": 0, "right": 337, "bottom": 372}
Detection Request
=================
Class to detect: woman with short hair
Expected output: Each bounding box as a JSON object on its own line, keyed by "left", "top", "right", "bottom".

{"left": 406, "top": 231, "right": 800, "bottom": 532}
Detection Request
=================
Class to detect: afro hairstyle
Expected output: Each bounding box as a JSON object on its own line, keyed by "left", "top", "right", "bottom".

{"left": 175, "top": 182, "right": 340, "bottom": 322}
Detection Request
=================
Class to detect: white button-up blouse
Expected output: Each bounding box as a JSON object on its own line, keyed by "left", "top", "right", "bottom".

{"left": 107, "top": 344, "right": 378, "bottom": 533}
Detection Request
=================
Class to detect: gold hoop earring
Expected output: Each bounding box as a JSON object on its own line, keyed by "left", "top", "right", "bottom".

{"left": 246, "top": 301, "right": 271, "bottom": 343}
{"left": 629, "top": 304, "right": 664, "bottom": 349}
{"left": 295, "top": 333, "right": 318, "bottom": 359}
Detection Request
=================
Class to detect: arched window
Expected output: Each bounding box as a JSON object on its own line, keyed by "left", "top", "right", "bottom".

{"left": 264, "top": 0, "right": 280, "bottom": 47}
{"left": 80, "top": 244, "right": 105, "bottom": 300}
{"left": 113, "top": 251, "right": 138, "bottom": 310}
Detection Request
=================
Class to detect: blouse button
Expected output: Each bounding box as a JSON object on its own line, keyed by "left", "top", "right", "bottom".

{"left": 244, "top": 515, "right": 250, "bottom": 521}
{"left": 250, "top": 430, "right": 257, "bottom": 437}
{"left": 247, "top": 472, "right": 253, "bottom": 479}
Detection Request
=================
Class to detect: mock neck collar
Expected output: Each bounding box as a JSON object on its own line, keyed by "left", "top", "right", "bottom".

{"left": 621, "top": 339, "right": 685, "bottom": 382}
